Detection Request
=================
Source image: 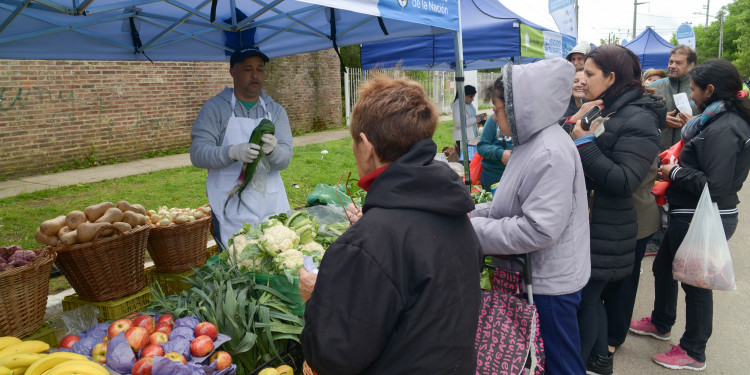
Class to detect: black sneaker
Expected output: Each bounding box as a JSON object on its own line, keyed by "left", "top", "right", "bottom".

{"left": 586, "top": 353, "right": 613, "bottom": 375}
{"left": 644, "top": 242, "right": 659, "bottom": 256}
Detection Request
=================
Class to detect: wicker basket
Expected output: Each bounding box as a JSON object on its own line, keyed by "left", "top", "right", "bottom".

{"left": 49, "top": 224, "right": 149, "bottom": 302}
{"left": 0, "top": 249, "right": 56, "bottom": 337}
{"left": 147, "top": 214, "right": 211, "bottom": 273}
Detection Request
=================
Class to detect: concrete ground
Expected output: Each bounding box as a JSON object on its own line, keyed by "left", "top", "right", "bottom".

{"left": 5, "top": 113, "right": 745, "bottom": 374}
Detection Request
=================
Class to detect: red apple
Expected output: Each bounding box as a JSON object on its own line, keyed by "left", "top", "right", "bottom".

{"left": 209, "top": 351, "right": 232, "bottom": 370}
{"left": 148, "top": 332, "right": 168, "bottom": 346}
{"left": 140, "top": 344, "right": 165, "bottom": 359}
{"left": 102, "top": 335, "right": 110, "bottom": 343}
{"left": 190, "top": 335, "right": 214, "bottom": 357}
{"left": 156, "top": 314, "right": 173, "bottom": 326}
{"left": 155, "top": 323, "right": 172, "bottom": 335}
{"left": 91, "top": 342, "right": 108, "bottom": 364}
{"left": 124, "top": 326, "right": 150, "bottom": 352}
{"left": 194, "top": 322, "right": 218, "bottom": 341}
{"left": 125, "top": 313, "right": 140, "bottom": 320}
{"left": 132, "top": 357, "right": 154, "bottom": 375}
{"left": 132, "top": 315, "right": 156, "bottom": 334}
{"left": 58, "top": 334, "right": 81, "bottom": 349}
{"left": 108, "top": 319, "right": 133, "bottom": 339}
{"left": 164, "top": 352, "right": 187, "bottom": 365}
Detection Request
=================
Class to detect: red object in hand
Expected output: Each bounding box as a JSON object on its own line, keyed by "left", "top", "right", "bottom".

{"left": 651, "top": 141, "right": 684, "bottom": 206}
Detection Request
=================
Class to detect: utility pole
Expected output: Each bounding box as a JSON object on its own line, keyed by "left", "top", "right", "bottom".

{"left": 633, "top": 0, "right": 649, "bottom": 39}
{"left": 705, "top": 0, "right": 710, "bottom": 28}
{"left": 718, "top": 12, "right": 724, "bottom": 58}
{"left": 575, "top": 0, "right": 579, "bottom": 38}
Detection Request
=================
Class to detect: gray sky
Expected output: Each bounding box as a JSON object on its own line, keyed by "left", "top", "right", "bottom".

{"left": 499, "top": 0, "right": 734, "bottom": 44}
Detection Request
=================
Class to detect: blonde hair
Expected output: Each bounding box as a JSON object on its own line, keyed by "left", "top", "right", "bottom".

{"left": 643, "top": 68, "right": 666, "bottom": 82}
{"left": 350, "top": 74, "right": 437, "bottom": 163}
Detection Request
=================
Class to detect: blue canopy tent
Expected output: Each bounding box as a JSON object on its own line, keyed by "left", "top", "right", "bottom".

{"left": 360, "top": 0, "right": 576, "bottom": 71}
{"left": 0, "top": 0, "right": 458, "bottom": 61}
{"left": 0, "top": 0, "right": 484, "bottom": 183}
{"left": 623, "top": 27, "right": 674, "bottom": 70}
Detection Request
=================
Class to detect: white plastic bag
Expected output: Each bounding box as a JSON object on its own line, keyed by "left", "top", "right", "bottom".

{"left": 672, "top": 183, "right": 737, "bottom": 291}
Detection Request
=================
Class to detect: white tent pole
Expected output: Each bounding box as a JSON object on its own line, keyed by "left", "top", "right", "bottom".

{"left": 453, "top": 28, "right": 470, "bottom": 188}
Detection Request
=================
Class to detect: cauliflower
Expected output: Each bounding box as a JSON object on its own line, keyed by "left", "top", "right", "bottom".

{"left": 227, "top": 235, "right": 253, "bottom": 259}
{"left": 299, "top": 241, "right": 325, "bottom": 253}
{"left": 259, "top": 223, "right": 300, "bottom": 256}
{"left": 226, "top": 234, "right": 267, "bottom": 271}
{"left": 274, "top": 249, "right": 304, "bottom": 273}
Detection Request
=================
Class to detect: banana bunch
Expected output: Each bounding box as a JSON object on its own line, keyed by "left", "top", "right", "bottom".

{"left": 0, "top": 338, "right": 50, "bottom": 375}
{"left": 0, "top": 347, "right": 108, "bottom": 375}
{"left": 0, "top": 340, "right": 49, "bottom": 358}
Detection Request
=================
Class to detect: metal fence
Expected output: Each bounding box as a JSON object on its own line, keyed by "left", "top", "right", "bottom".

{"left": 344, "top": 68, "right": 502, "bottom": 124}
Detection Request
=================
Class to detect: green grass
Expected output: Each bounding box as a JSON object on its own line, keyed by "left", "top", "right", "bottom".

{"left": 0, "top": 120, "right": 455, "bottom": 252}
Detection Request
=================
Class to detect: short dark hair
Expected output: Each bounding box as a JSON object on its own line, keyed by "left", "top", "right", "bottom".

{"left": 586, "top": 44, "right": 645, "bottom": 107}
{"left": 455, "top": 85, "right": 477, "bottom": 101}
{"left": 690, "top": 59, "right": 750, "bottom": 123}
{"left": 670, "top": 45, "right": 698, "bottom": 65}
{"left": 484, "top": 77, "right": 505, "bottom": 104}
{"left": 350, "top": 75, "right": 437, "bottom": 163}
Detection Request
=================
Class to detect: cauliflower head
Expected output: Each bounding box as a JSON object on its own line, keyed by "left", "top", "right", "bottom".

{"left": 259, "top": 223, "right": 300, "bottom": 256}
{"left": 299, "top": 241, "right": 325, "bottom": 253}
{"left": 274, "top": 249, "right": 304, "bottom": 273}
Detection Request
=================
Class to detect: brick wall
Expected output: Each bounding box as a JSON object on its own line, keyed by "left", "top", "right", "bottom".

{"left": 0, "top": 49, "right": 342, "bottom": 179}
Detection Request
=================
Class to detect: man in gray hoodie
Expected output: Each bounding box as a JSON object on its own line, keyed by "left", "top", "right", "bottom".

{"left": 189, "top": 47, "right": 293, "bottom": 249}
{"left": 471, "top": 58, "right": 590, "bottom": 375}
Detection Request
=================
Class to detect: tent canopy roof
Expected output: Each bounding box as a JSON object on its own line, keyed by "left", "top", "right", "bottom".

{"left": 360, "top": 0, "right": 573, "bottom": 71}
{"left": 0, "top": 0, "right": 458, "bottom": 61}
{"left": 623, "top": 27, "right": 675, "bottom": 71}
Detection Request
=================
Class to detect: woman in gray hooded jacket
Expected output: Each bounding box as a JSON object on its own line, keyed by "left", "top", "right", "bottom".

{"left": 470, "top": 58, "right": 590, "bottom": 375}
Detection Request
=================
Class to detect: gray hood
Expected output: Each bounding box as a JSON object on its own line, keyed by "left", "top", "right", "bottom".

{"left": 503, "top": 58, "right": 575, "bottom": 146}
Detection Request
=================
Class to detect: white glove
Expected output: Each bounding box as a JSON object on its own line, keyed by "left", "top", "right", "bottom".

{"left": 228, "top": 143, "right": 260, "bottom": 163}
{"left": 260, "top": 134, "right": 277, "bottom": 155}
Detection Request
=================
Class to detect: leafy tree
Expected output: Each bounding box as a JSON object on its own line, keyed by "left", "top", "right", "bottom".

{"left": 599, "top": 35, "right": 621, "bottom": 45}
{"left": 340, "top": 45, "right": 361, "bottom": 69}
{"left": 669, "top": 32, "right": 678, "bottom": 46}
{"left": 694, "top": 0, "right": 750, "bottom": 78}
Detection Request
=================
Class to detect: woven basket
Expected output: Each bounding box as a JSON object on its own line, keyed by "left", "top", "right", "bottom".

{"left": 147, "top": 213, "right": 211, "bottom": 273}
{"left": 49, "top": 224, "right": 149, "bottom": 302}
{"left": 0, "top": 249, "right": 56, "bottom": 337}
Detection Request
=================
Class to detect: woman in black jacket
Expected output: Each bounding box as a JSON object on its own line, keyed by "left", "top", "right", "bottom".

{"left": 630, "top": 59, "right": 750, "bottom": 371}
{"left": 569, "top": 44, "right": 663, "bottom": 375}
{"left": 300, "top": 75, "right": 483, "bottom": 375}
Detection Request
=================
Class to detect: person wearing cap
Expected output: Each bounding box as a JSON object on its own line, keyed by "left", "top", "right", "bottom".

{"left": 566, "top": 40, "right": 590, "bottom": 69}
{"left": 189, "top": 47, "right": 293, "bottom": 250}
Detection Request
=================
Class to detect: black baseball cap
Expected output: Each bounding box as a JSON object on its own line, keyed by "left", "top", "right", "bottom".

{"left": 230, "top": 47, "right": 269, "bottom": 66}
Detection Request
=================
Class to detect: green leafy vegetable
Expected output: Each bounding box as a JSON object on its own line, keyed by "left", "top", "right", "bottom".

{"left": 224, "top": 119, "right": 276, "bottom": 216}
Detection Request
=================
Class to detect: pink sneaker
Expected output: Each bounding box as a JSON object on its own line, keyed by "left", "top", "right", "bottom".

{"left": 653, "top": 344, "right": 706, "bottom": 371}
{"left": 629, "top": 317, "right": 670, "bottom": 340}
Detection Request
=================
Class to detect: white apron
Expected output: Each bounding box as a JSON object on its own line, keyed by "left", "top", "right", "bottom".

{"left": 206, "top": 93, "right": 290, "bottom": 249}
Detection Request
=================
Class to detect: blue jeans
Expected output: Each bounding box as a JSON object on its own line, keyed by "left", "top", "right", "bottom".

{"left": 211, "top": 214, "right": 224, "bottom": 252}
{"left": 480, "top": 169, "right": 501, "bottom": 192}
{"left": 535, "top": 291, "right": 586, "bottom": 375}
{"left": 651, "top": 211, "right": 738, "bottom": 363}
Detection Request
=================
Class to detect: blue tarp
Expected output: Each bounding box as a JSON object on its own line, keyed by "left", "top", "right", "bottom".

{"left": 623, "top": 28, "right": 674, "bottom": 70}
{"left": 360, "top": 0, "right": 574, "bottom": 71}
{"left": 0, "top": 0, "right": 459, "bottom": 61}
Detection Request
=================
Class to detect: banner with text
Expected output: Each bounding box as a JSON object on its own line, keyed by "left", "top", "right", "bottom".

{"left": 520, "top": 24, "right": 565, "bottom": 59}
{"left": 306, "top": 0, "right": 459, "bottom": 31}
{"left": 676, "top": 23, "right": 696, "bottom": 50}
{"left": 548, "top": 0, "right": 577, "bottom": 39}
